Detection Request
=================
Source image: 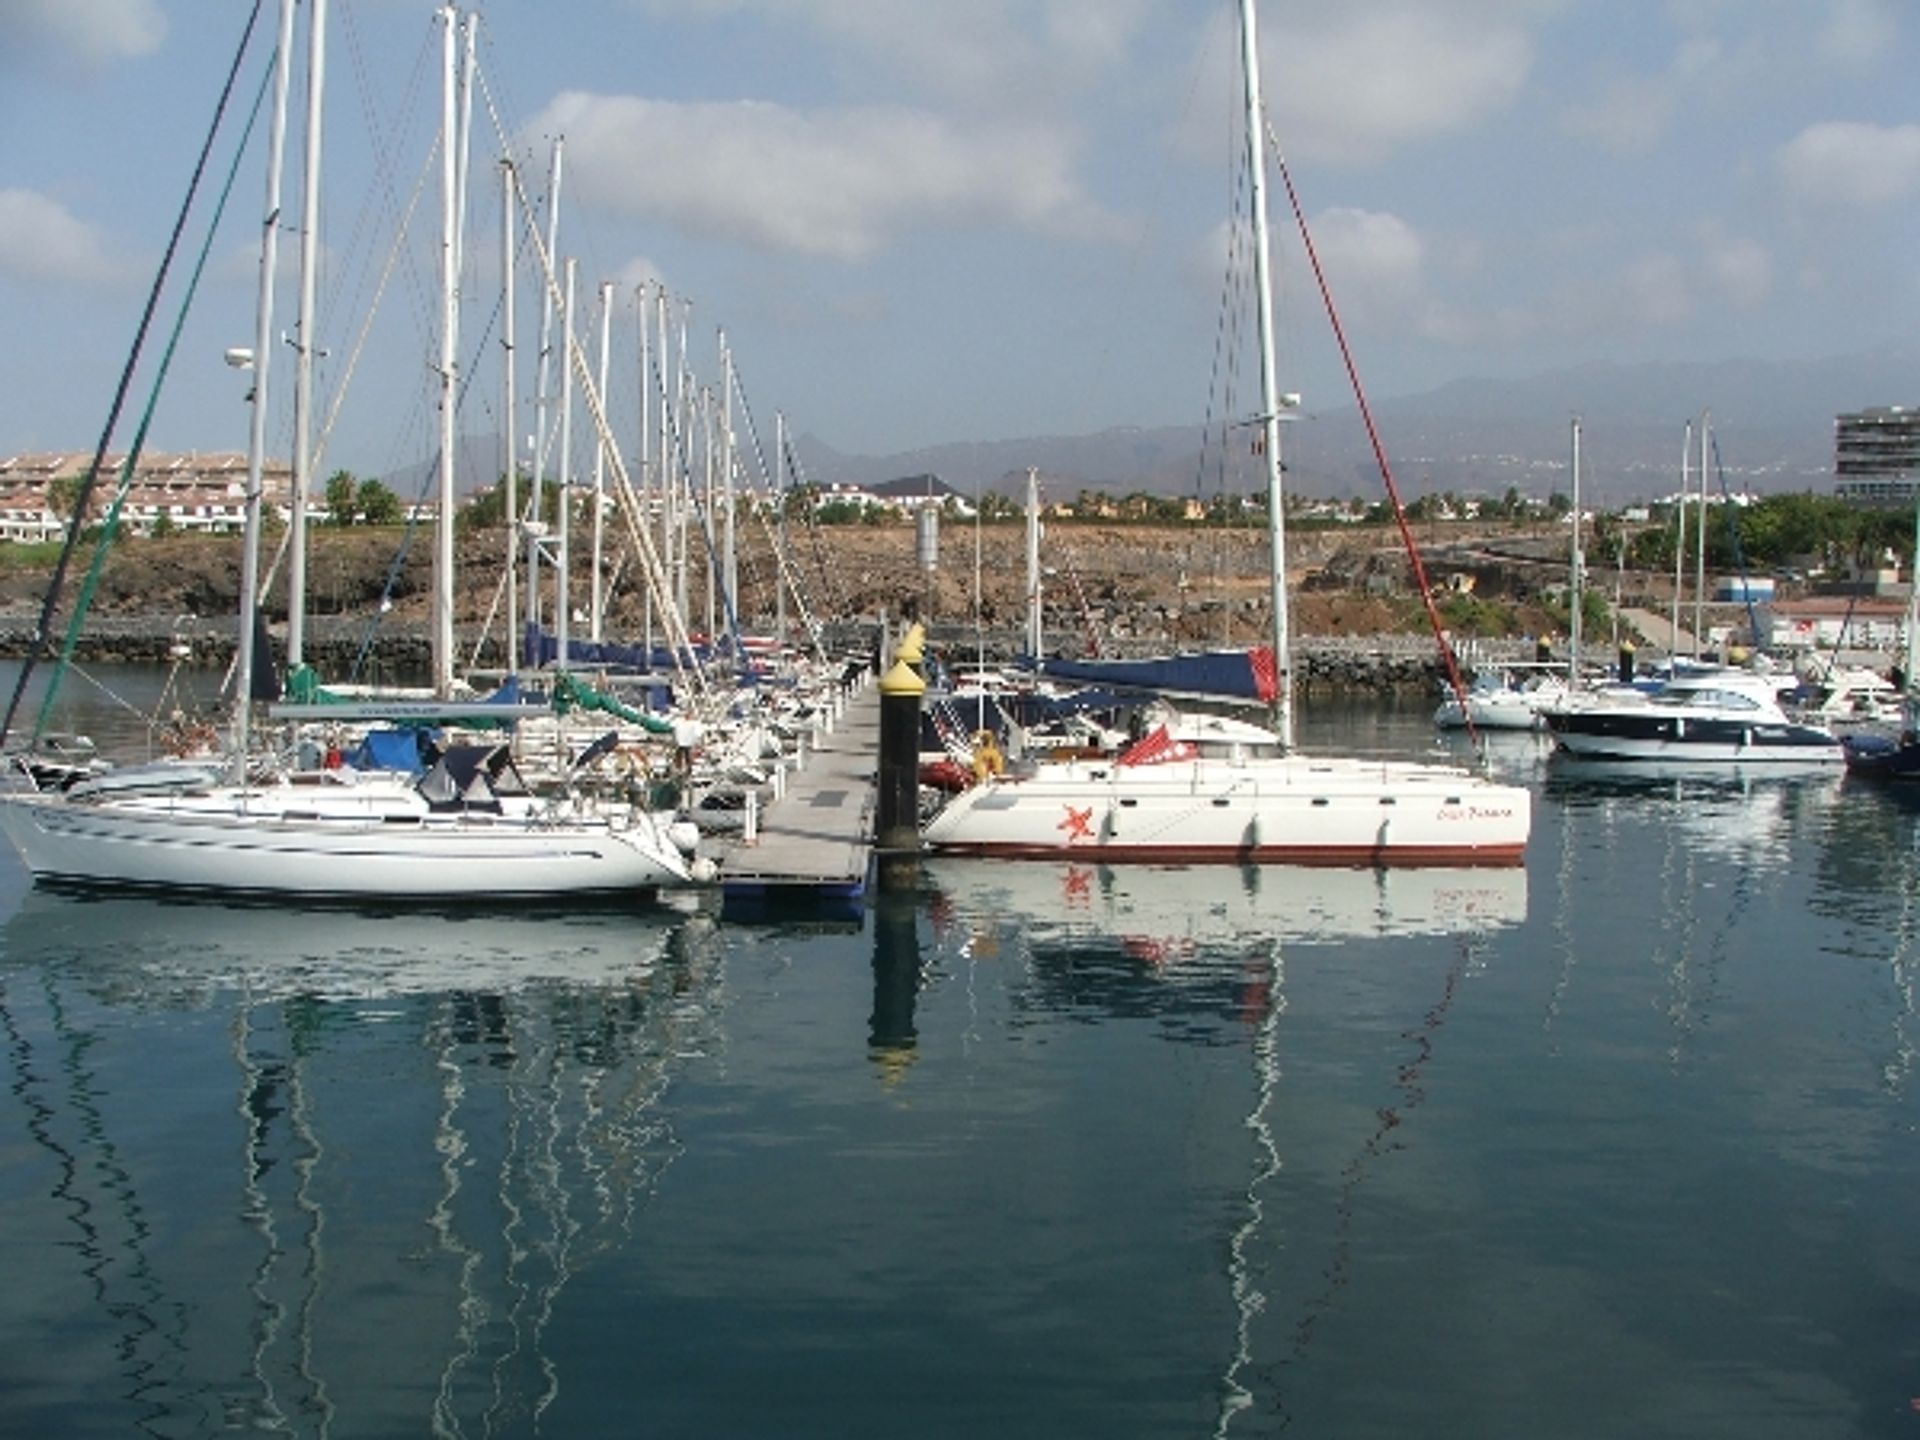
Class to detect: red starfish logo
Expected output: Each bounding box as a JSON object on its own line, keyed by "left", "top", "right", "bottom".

{"left": 1062, "top": 864, "right": 1093, "bottom": 900}
{"left": 1058, "top": 804, "right": 1095, "bottom": 843}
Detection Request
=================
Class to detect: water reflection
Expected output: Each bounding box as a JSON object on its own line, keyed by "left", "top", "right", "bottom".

{"left": 869, "top": 886, "right": 920, "bottom": 1074}
{"left": 1545, "top": 755, "right": 1844, "bottom": 866}
{"left": 922, "top": 860, "right": 1523, "bottom": 1046}
{"left": 0, "top": 889, "right": 721, "bottom": 1438}
{"left": 925, "top": 858, "right": 1526, "bottom": 957}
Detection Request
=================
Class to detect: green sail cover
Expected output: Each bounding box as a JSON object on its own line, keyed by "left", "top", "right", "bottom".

{"left": 550, "top": 671, "right": 674, "bottom": 733}
{"left": 283, "top": 664, "right": 343, "bottom": 706}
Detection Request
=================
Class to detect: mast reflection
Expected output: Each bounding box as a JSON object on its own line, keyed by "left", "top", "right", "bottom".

{"left": 0, "top": 889, "right": 720, "bottom": 1437}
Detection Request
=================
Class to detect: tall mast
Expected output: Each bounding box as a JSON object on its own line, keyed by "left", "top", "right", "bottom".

{"left": 287, "top": 0, "right": 326, "bottom": 671}
{"left": 234, "top": 0, "right": 298, "bottom": 775}
{"left": 1904, "top": 485, "right": 1920, "bottom": 704}
{"left": 527, "top": 136, "right": 564, "bottom": 637}
{"left": 1673, "top": 419, "right": 1689, "bottom": 663}
{"left": 556, "top": 256, "right": 576, "bottom": 669}
{"left": 1694, "top": 409, "right": 1710, "bottom": 660}
{"left": 775, "top": 409, "right": 788, "bottom": 645}
{"left": 591, "top": 278, "right": 612, "bottom": 643}
{"left": 702, "top": 383, "right": 716, "bottom": 640}
{"left": 683, "top": 299, "right": 698, "bottom": 622}
{"left": 656, "top": 286, "right": 673, "bottom": 648}
{"left": 721, "top": 329, "right": 738, "bottom": 632}
{"left": 501, "top": 158, "right": 518, "bottom": 675}
{"left": 1024, "top": 466, "right": 1042, "bottom": 658}
{"left": 431, "top": 4, "right": 459, "bottom": 698}
{"left": 1569, "top": 415, "right": 1583, "bottom": 687}
{"left": 639, "top": 281, "right": 653, "bottom": 662}
{"left": 1238, "top": 0, "right": 1292, "bottom": 745}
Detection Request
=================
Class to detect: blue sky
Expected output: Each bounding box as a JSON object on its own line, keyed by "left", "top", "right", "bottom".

{"left": 1, "top": 0, "right": 1917, "bottom": 485}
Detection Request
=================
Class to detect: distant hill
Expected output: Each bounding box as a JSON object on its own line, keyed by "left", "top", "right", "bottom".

{"left": 792, "top": 345, "right": 1918, "bottom": 508}
{"left": 377, "top": 346, "right": 1918, "bottom": 513}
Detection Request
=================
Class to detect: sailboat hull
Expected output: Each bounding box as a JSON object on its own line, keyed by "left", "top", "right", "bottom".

{"left": 920, "top": 755, "right": 1530, "bottom": 866}
{"left": 0, "top": 789, "right": 695, "bottom": 901}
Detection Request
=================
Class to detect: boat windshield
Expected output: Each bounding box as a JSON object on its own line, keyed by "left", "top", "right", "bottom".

{"left": 1676, "top": 688, "right": 1763, "bottom": 712}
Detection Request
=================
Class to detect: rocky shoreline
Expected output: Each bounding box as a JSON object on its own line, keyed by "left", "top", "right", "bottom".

{"left": 0, "top": 520, "right": 1568, "bottom": 694}
{"left": 0, "top": 610, "right": 1534, "bottom": 695}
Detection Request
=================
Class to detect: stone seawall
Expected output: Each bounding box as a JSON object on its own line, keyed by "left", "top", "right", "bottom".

{"left": 0, "top": 615, "right": 465, "bottom": 684}
{"left": 6, "top": 613, "right": 1541, "bottom": 695}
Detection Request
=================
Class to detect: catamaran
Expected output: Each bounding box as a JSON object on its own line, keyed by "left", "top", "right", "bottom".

{"left": 920, "top": 0, "right": 1530, "bottom": 868}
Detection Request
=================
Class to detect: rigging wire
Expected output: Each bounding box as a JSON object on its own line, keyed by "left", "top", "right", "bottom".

{"left": 35, "top": 59, "right": 278, "bottom": 745}
{"left": 0, "top": 0, "right": 268, "bottom": 751}
{"left": 1260, "top": 115, "right": 1480, "bottom": 747}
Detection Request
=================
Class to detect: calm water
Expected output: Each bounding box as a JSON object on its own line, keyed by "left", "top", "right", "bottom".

{"left": 4, "top": 668, "right": 1920, "bottom": 1437}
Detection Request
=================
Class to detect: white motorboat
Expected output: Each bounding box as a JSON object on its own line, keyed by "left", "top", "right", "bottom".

{"left": 921, "top": 710, "right": 1530, "bottom": 866}
{"left": 1433, "top": 668, "right": 1568, "bottom": 731}
{"left": 1540, "top": 667, "right": 1844, "bottom": 763}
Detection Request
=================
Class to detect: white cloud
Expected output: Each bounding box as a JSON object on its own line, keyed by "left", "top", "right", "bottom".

{"left": 1816, "top": 0, "right": 1899, "bottom": 68}
{"left": 630, "top": 0, "right": 1148, "bottom": 105}
{"left": 616, "top": 256, "right": 670, "bottom": 296}
{"left": 1777, "top": 121, "right": 1920, "bottom": 206}
{"left": 1265, "top": 9, "right": 1533, "bottom": 166}
{"left": 1699, "top": 235, "right": 1771, "bottom": 309}
{"left": 0, "top": 0, "right": 165, "bottom": 67}
{"left": 0, "top": 189, "right": 129, "bottom": 285}
{"left": 1562, "top": 38, "right": 1722, "bottom": 153}
{"left": 1306, "top": 207, "right": 1424, "bottom": 308}
{"left": 1621, "top": 253, "right": 1692, "bottom": 329}
{"left": 526, "top": 91, "right": 1113, "bottom": 259}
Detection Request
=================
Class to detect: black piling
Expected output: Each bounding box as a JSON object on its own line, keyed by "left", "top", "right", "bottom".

{"left": 875, "top": 647, "right": 926, "bottom": 891}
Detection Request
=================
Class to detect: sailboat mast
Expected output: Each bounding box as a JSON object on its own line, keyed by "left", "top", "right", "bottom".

{"left": 1024, "top": 466, "right": 1042, "bottom": 658}
{"left": 639, "top": 281, "right": 654, "bottom": 662}
{"left": 721, "top": 330, "right": 738, "bottom": 632}
{"left": 1673, "top": 419, "right": 1689, "bottom": 664}
{"left": 1569, "top": 415, "right": 1582, "bottom": 687}
{"left": 287, "top": 0, "right": 326, "bottom": 672}
{"left": 591, "top": 279, "right": 612, "bottom": 644}
{"left": 557, "top": 256, "right": 576, "bottom": 669}
{"left": 528, "top": 137, "right": 564, "bottom": 637}
{"left": 234, "top": 0, "right": 298, "bottom": 774}
{"left": 1906, "top": 488, "right": 1920, "bottom": 695}
{"left": 432, "top": 5, "right": 459, "bottom": 698}
{"left": 1238, "top": 0, "right": 1292, "bottom": 746}
{"left": 1694, "top": 409, "right": 1710, "bottom": 660}
{"left": 501, "top": 158, "right": 518, "bottom": 676}
{"left": 775, "top": 408, "right": 788, "bottom": 646}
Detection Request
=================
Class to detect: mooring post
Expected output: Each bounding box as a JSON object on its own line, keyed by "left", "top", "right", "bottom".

{"left": 875, "top": 649, "right": 925, "bottom": 890}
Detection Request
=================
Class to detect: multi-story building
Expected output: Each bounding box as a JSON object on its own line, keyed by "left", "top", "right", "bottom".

{"left": 1834, "top": 406, "right": 1920, "bottom": 507}
{"left": 0, "top": 452, "right": 294, "bottom": 540}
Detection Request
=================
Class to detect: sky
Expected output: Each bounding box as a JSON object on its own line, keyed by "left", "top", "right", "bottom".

{"left": 1, "top": 0, "right": 1917, "bottom": 488}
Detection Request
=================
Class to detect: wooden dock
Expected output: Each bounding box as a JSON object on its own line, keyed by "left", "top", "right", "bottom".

{"left": 713, "top": 681, "right": 879, "bottom": 919}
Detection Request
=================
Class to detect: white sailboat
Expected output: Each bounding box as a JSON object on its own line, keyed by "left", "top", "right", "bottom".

{"left": 920, "top": 0, "right": 1531, "bottom": 867}
{"left": 0, "top": 2, "right": 700, "bottom": 901}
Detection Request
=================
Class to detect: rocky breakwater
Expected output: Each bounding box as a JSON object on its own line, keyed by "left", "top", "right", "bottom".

{"left": 0, "top": 520, "right": 1546, "bottom": 691}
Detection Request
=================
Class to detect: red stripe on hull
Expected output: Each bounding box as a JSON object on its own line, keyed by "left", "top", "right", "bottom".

{"left": 925, "top": 842, "right": 1526, "bottom": 868}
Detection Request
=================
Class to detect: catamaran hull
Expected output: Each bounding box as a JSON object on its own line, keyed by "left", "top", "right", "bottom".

{"left": 0, "top": 795, "right": 694, "bottom": 900}
{"left": 920, "top": 762, "right": 1530, "bottom": 866}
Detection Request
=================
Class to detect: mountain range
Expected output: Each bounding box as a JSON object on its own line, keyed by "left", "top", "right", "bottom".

{"left": 389, "top": 345, "right": 1915, "bottom": 510}
{"left": 788, "top": 345, "right": 1917, "bottom": 508}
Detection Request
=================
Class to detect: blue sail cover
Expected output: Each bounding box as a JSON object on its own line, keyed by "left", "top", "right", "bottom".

{"left": 522, "top": 623, "right": 715, "bottom": 676}
{"left": 1034, "top": 647, "right": 1278, "bottom": 703}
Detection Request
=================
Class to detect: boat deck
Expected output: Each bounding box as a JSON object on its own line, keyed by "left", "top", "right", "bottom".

{"left": 712, "top": 682, "right": 878, "bottom": 919}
